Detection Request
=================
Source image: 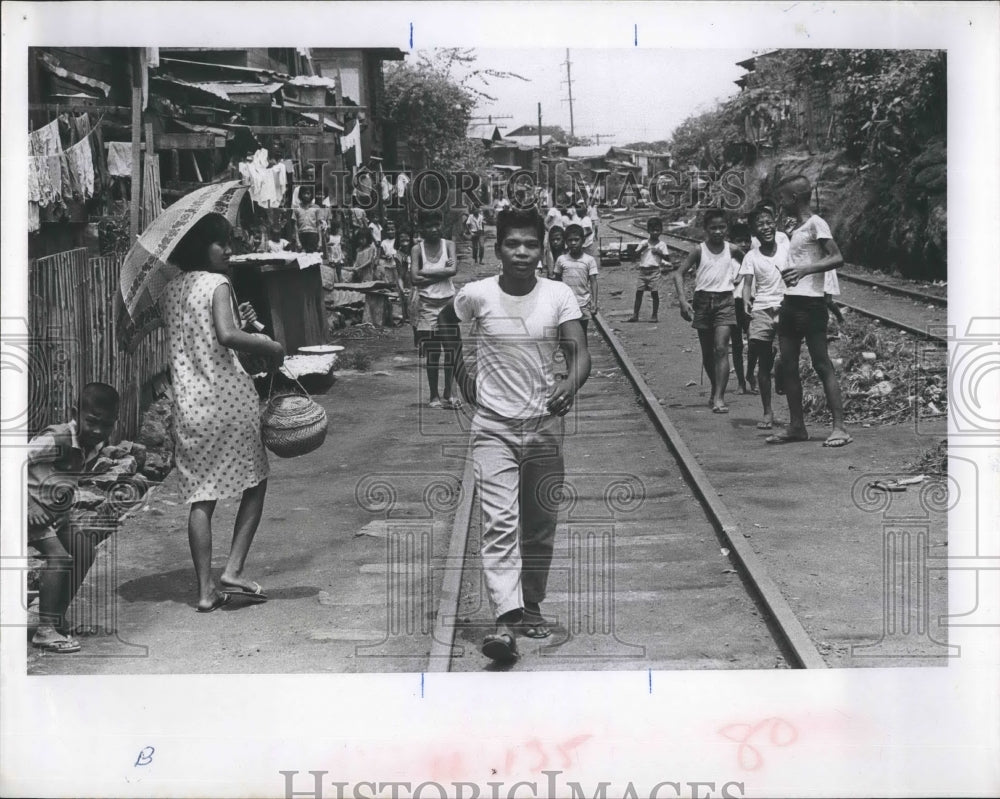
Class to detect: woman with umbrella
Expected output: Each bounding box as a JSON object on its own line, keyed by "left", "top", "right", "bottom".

{"left": 117, "top": 182, "right": 284, "bottom": 612}
{"left": 160, "top": 213, "right": 284, "bottom": 611}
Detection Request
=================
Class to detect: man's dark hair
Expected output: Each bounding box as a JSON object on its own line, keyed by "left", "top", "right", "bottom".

{"left": 564, "top": 223, "right": 585, "bottom": 238}
{"left": 749, "top": 204, "right": 776, "bottom": 228}
{"left": 418, "top": 209, "right": 444, "bottom": 226}
{"left": 80, "top": 382, "right": 120, "bottom": 414}
{"left": 702, "top": 208, "right": 728, "bottom": 227}
{"left": 775, "top": 173, "right": 811, "bottom": 193}
{"left": 170, "top": 214, "right": 232, "bottom": 272}
{"left": 646, "top": 216, "right": 663, "bottom": 230}
{"left": 496, "top": 208, "right": 544, "bottom": 244}
{"left": 729, "top": 222, "right": 751, "bottom": 242}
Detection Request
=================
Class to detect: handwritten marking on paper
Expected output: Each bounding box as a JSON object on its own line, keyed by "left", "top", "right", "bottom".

{"left": 719, "top": 717, "right": 798, "bottom": 770}
{"left": 134, "top": 746, "right": 154, "bottom": 767}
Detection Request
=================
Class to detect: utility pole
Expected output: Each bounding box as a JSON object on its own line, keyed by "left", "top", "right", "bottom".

{"left": 591, "top": 133, "right": 616, "bottom": 147}
{"left": 537, "top": 102, "right": 544, "bottom": 184}
{"left": 562, "top": 49, "right": 575, "bottom": 137}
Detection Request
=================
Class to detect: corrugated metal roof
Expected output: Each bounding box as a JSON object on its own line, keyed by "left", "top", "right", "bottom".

{"left": 503, "top": 134, "right": 555, "bottom": 147}
{"left": 198, "top": 82, "right": 284, "bottom": 98}
{"left": 286, "top": 75, "right": 338, "bottom": 88}
{"left": 568, "top": 145, "right": 614, "bottom": 159}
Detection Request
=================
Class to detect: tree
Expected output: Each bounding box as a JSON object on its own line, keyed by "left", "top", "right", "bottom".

{"left": 383, "top": 49, "right": 528, "bottom": 174}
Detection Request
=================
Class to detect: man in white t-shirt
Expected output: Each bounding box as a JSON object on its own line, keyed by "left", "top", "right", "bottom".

{"left": 439, "top": 208, "right": 591, "bottom": 663}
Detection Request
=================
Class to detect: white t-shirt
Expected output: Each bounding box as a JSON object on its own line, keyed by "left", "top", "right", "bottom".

{"left": 739, "top": 243, "right": 789, "bottom": 310}
{"left": 553, "top": 253, "right": 599, "bottom": 310}
{"left": 466, "top": 213, "right": 485, "bottom": 234}
{"left": 786, "top": 215, "right": 834, "bottom": 298}
{"left": 636, "top": 240, "right": 671, "bottom": 275}
{"left": 453, "top": 276, "right": 581, "bottom": 419}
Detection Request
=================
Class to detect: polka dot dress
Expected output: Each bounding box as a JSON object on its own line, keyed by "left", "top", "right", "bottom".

{"left": 161, "top": 271, "right": 269, "bottom": 503}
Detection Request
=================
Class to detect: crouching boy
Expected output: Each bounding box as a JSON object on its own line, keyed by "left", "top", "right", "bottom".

{"left": 27, "top": 383, "right": 120, "bottom": 652}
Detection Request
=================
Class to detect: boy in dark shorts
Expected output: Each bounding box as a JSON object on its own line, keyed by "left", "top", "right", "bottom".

{"left": 767, "top": 174, "right": 851, "bottom": 447}
{"left": 628, "top": 217, "right": 671, "bottom": 323}
{"left": 740, "top": 207, "right": 787, "bottom": 430}
{"left": 27, "top": 383, "right": 120, "bottom": 652}
{"left": 673, "top": 209, "right": 746, "bottom": 413}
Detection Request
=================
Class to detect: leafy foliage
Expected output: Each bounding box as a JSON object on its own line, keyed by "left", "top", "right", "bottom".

{"left": 667, "top": 49, "right": 946, "bottom": 174}
{"left": 384, "top": 49, "right": 527, "bottom": 174}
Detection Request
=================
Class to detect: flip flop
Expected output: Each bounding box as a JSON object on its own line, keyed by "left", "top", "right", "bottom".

{"left": 518, "top": 613, "right": 552, "bottom": 639}
{"left": 32, "top": 636, "right": 81, "bottom": 653}
{"left": 823, "top": 433, "right": 854, "bottom": 448}
{"left": 195, "top": 592, "right": 231, "bottom": 613}
{"left": 711, "top": 405, "right": 730, "bottom": 414}
{"left": 428, "top": 399, "right": 444, "bottom": 409}
{"left": 756, "top": 420, "right": 774, "bottom": 430}
{"left": 220, "top": 582, "right": 268, "bottom": 603}
{"left": 765, "top": 432, "right": 810, "bottom": 445}
{"left": 481, "top": 632, "right": 518, "bottom": 662}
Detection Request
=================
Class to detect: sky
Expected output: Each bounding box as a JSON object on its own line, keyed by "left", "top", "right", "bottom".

{"left": 419, "top": 48, "right": 757, "bottom": 146}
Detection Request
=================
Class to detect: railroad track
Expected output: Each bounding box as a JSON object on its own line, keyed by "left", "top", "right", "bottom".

{"left": 429, "top": 319, "right": 828, "bottom": 672}
{"left": 602, "top": 213, "right": 948, "bottom": 345}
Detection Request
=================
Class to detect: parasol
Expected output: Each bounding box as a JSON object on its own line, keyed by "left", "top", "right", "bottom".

{"left": 114, "top": 180, "right": 249, "bottom": 351}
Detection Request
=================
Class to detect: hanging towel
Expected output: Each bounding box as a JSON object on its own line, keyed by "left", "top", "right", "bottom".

{"left": 29, "top": 201, "right": 41, "bottom": 233}
{"left": 396, "top": 173, "right": 410, "bottom": 198}
{"left": 67, "top": 136, "right": 95, "bottom": 199}
{"left": 29, "top": 119, "right": 62, "bottom": 157}
{"left": 381, "top": 176, "right": 392, "bottom": 201}
{"left": 107, "top": 142, "right": 133, "bottom": 177}
{"left": 339, "top": 121, "right": 362, "bottom": 168}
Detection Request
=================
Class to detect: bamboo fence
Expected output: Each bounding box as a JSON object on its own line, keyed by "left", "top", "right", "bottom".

{"left": 28, "top": 248, "right": 167, "bottom": 440}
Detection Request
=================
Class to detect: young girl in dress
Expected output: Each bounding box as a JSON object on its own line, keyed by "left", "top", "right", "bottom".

{"left": 327, "top": 219, "right": 346, "bottom": 283}
{"left": 160, "top": 214, "right": 285, "bottom": 612}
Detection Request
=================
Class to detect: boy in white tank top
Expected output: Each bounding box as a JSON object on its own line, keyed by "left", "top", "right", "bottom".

{"left": 672, "top": 209, "right": 747, "bottom": 414}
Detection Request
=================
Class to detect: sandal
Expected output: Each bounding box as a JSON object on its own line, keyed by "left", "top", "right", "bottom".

{"left": 481, "top": 631, "right": 518, "bottom": 662}
{"left": 518, "top": 612, "right": 552, "bottom": 639}
{"left": 823, "top": 432, "right": 853, "bottom": 448}
{"left": 428, "top": 398, "right": 444, "bottom": 409}
{"left": 442, "top": 397, "right": 463, "bottom": 410}
{"left": 32, "top": 634, "right": 81, "bottom": 654}
{"left": 765, "top": 431, "right": 810, "bottom": 445}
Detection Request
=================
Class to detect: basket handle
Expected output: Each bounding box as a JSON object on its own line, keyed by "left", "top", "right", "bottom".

{"left": 267, "top": 370, "right": 312, "bottom": 401}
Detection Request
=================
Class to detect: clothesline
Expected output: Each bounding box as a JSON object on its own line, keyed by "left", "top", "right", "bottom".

{"left": 28, "top": 112, "right": 110, "bottom": 233}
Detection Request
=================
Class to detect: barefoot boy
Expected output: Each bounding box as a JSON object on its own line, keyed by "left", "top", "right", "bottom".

{"left": 27, "top": 383, "right": 120, "bottom": 652}
{"left": 553, "top": 223, "right": 599, "bottom": 335}
{"left": 673, "top": 209, "right": 746, "bottom": 413}
{"left": 767, "top": 174, "right": 851, "bottom": 447}
{"left": 628, "top": 217, "right": 671, "bottom": 323}
{"left": 740, "top": 206, "right": 788, "bottom": 430}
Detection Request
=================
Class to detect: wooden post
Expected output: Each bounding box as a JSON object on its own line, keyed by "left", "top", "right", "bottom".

{"left": 129, "top": 50, "right": 144, "bottom": 241}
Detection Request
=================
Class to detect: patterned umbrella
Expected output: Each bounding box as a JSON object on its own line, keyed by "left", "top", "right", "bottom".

{"left": 115, "top": 180, "right": 249, "bottom": 351}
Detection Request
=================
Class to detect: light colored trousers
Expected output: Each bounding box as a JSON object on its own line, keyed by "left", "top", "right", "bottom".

{"left": 470, "top": 410, "right": 564, "bottom": 618}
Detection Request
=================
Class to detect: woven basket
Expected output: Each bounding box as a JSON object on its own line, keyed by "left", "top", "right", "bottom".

{"left": 261, "top": 390, "right": 328, "bottom": 458}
